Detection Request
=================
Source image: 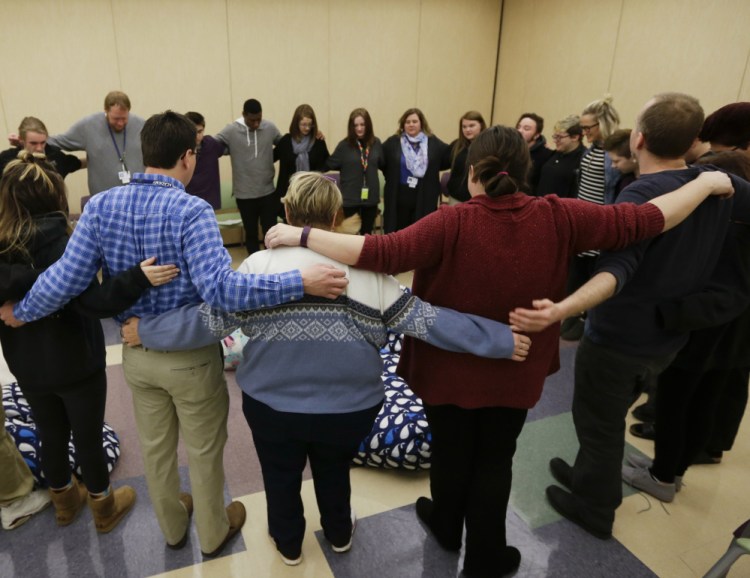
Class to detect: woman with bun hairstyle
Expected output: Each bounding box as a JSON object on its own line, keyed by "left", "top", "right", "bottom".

{"left": 445, "top": 111, "right": 486, "bottom": 204}
{"left": 264, "top": 125, "right": 730, "bottom": 577}
{"left": 381, "top": 108, "right": 449, "bottom": 232}
{"left": 326, "top": 108, "right": 384, "bottom": 234}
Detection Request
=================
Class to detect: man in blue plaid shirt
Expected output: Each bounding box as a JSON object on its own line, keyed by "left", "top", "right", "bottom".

{"left": 2, "top": 111, "right": 347, "bottom": 557}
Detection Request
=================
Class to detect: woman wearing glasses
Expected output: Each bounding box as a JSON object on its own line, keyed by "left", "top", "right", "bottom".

{"left": 536, "top": 115, "right": 586, "bottom": 198}
{"left": 274, "top": 104, "right": 330, "bottom": 208}
{"left": 561, "top": 96, "right": 621, "bottom": 339}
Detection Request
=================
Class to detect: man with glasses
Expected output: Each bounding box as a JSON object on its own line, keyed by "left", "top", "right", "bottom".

{"left": 536, "top": 115, "right": 586, "bottom": 198}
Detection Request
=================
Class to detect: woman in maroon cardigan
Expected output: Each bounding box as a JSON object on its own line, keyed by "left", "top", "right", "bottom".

{"left": 264, "top": 126, "right": 731, "bottom": 577}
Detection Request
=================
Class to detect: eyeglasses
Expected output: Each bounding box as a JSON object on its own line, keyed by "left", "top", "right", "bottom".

{"left": 580, "top": 122, "right": 599, "bottom": 132}
{"left": 552, "top": 133, "right": 570, "bottom": 141}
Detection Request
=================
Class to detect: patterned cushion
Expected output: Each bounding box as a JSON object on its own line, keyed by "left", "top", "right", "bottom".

{"left": 2, "top": 382, "right": 120, "bottom": 486}
{"left": 353, "top": 337, "right": 432, "bottom": 470}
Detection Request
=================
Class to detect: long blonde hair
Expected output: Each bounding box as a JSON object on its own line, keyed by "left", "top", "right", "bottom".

{"left": 0, "top": 152, "right": 69, "bottom": 261}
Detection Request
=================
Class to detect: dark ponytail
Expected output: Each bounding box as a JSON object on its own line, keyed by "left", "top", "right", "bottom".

{"left": 466, "top": 125, "right": 530, "bottom": 197}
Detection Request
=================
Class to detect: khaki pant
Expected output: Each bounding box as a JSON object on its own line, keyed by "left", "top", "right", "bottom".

{"left": 122, "top": 344, "right": 229, "bottom": 552}
{"left": 0, "top": 402, "right": 35, "bottom": 506}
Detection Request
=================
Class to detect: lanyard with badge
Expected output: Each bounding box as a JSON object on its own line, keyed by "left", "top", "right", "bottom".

{"left": 358, "top": 141, "right": 369, "bottom": 201}
{"left": 108, "top": 122, "right": 130, "bottom": 184}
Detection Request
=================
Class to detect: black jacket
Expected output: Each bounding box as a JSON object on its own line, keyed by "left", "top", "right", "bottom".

{"left": 273, "top": 134, "right": 330, "bottom": 199}
{"left": 0, "top": 213, "right": 151, "bottom": 390}
{"left": 381, "top": 134, "right": 450, "bottom": 233}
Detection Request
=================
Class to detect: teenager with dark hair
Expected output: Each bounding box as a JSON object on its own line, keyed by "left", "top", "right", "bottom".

{"left": 184, "top": 111, "right": 224, "bottom": 209}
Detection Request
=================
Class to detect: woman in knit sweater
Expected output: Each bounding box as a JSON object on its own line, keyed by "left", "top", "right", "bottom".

{"left": 264, "top": 127, "right": 732, "bottom": 577}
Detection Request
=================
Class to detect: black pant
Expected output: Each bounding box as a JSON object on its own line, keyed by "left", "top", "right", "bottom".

{"left": 242, "top": 394, "right": 382, "bottom": 554}
{"left": 424, "top": 403, "right": 527, "bottom": 574}
{"left": 571, "top": 337, "right": 675, "bottom": 531}
{"left": 708, "top": 366, "right": 749, "bottom": 452}
{"left": 395, "top": 184, "right": 418, "bottom": 231}
{"left": 343, "top": 205, "right": 379, "bottom": 235}
{"left": 653, "top": 365, "right": 748, "bottom": 480}
{"left": 235, "top": 193, "right": 280, "bottom": 254}
{"left": 23, "top": 369, "right": 110, "bottom": 493}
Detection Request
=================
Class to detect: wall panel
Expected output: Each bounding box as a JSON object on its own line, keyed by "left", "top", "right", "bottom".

{"left": 417, "top": 0, "right": 500, "bottom": 141}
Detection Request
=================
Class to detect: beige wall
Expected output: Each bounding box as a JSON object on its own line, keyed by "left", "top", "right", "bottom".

{"left": 0, "top": 0, "right": 501, "bottom": 212}
{"left": 494, "top": 0, "right": 750, "bottom": 139}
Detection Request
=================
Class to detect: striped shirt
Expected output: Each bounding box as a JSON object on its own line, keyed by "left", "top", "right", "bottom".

{"left": 14, "top": 173, "right": 303, "bottom": 323}
{"left": 577, "top": 145, "right": 606, "bottom": 256}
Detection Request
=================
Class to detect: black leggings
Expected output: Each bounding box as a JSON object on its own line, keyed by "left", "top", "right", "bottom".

{"left": 23, "top": 369, "right": 110, "bottom": 493}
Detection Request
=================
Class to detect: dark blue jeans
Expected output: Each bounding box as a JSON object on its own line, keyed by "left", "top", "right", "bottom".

{"left": 570, "top": 336, "right": 676, "bottom": 531}
{"left": 242, "top": 394, "right": 382, "bottom": 554}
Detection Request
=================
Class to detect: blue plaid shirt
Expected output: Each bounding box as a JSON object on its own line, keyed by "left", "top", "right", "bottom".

{"left": 15, "top": 173, "right": 303, "bottom": 323}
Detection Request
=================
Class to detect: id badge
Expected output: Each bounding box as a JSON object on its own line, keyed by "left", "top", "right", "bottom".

{"left": 361, "top": 187, "right": 369, "bottom": 201}
{"left": 407, "top": 176, "right": 418, "bottom": 189}
{"left": 119, "top": 170, "right": 131, "bottom": 184}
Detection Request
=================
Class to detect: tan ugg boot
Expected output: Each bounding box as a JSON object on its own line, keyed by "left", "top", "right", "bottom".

{"left": 49, "top": 478, "right": 88, "bottom": 526}
{"left": 87, "top": 485, "right": 136, "bottom": 534}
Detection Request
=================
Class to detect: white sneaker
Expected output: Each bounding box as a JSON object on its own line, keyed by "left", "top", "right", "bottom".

{"left": 331, "top": 510, "right": 357, "bottom": 553}
{"left": 1, "top": 489, "right": 52, "bottom": 530}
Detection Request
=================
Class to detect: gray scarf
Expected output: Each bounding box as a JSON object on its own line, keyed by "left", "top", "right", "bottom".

{"left": 293, "top": 135, "right": 314, "bottom": 172}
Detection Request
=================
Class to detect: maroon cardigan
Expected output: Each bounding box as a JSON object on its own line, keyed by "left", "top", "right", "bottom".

{"left": 357, "top": 193, "right": 664, "bottom": 409}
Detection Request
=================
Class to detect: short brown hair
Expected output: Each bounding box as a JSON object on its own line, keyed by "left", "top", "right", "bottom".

{"left": 284, "top": 172, "right": 342, "bottom": 229}
{"left": 104, "top": 91, "right": 131, "bottom": 111}
{"left": 18, "top": 117, "right": 48, "bottom": 140}
{"left": 603, "top": 129, "right": 632, "bottom": 157}
{"left": 397, "top": 108, "right": 432, "bottom": 136}
{"left": 638, "top": 93, "right": 704, "bottom": 159}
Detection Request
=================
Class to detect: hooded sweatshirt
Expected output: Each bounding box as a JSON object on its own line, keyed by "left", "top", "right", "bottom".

{"left": 216, "top": 117, "right": 281, "bottom": 199}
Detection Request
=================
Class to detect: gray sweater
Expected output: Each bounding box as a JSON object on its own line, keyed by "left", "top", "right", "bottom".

{"left": 136, "top": 247, "right": 518, "bottom": 414}
{"left": 216, "top": 117, "right": 281, "bottom": 199}
{"left": 48, "top": 112, "right": 145, "bottom": 196}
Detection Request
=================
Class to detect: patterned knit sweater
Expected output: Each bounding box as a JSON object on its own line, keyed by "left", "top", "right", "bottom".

{"left": 136, "top": 246, "right": 519, "bottom": 414}
{"left": 357, "top": 193, "right": 664, "bottom": 409}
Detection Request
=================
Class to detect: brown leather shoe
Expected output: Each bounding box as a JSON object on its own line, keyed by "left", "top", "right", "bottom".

{"left": 202, "top": 501, "right": 246, "bottom": 558}
{"left": 167, "top": 493, "right": 194, "bottom": 550}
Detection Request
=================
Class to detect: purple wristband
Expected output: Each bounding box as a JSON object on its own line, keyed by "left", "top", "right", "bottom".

{"left": 300, "top": 225, "right": 312, "bottom": 248}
